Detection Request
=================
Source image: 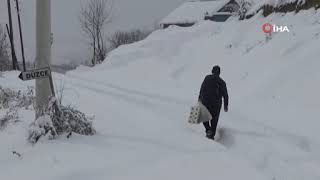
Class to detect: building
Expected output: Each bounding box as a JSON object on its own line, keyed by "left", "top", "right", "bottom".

{"left": 160, "top": 0, "right": 240, "bottom": 29}
{"left": 205, "top": 0, "right": 240, "bottom": 22}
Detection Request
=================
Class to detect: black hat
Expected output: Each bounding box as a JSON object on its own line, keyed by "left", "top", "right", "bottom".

{"left": 212, "top": 65, "right": 221, "bottom": 76}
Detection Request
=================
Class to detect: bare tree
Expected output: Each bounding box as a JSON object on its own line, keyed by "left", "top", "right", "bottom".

{"left": 79, "top": 0, "right": 113, "bottom": 66}
{"left": 0, "top": 26, "right": 11, "bottom": 71}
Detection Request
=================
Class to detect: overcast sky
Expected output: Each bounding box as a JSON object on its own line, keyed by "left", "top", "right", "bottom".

{"left": 0, "top": 0, "right": 185, "bottom": 65}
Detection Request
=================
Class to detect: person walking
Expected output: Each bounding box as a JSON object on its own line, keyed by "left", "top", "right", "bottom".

{"left": 199, "top": 65, "right": 229, "bottom": 140}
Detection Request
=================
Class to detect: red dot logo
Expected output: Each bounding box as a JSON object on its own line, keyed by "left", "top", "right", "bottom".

{"left": 262, "top": 23, "right": 273, "bottom": 34}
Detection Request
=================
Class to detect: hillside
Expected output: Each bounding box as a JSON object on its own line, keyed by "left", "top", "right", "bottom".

{"left": 1, "top": 8, "right": 320, "bottom": 180}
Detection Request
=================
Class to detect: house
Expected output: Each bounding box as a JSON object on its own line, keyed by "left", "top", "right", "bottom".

{"left": 204, "top": 0, "right": 240, "bottom": 22}
{"left": 160, "top": 0, "right": 240, "bottom": 29}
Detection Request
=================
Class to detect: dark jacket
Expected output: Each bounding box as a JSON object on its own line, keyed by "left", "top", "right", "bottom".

{"left": 199, "top": 74, "right": 228, "bottom": 110}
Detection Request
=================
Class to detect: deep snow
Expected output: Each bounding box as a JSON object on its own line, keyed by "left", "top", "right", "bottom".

{"left": 1, "top": 9, "right": 320, "bottom": 180}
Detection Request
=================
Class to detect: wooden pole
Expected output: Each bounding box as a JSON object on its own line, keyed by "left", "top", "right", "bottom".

{"left": 5, "top": 24, "right": 18, "bottom": 70}
{"left": 7, "top": 0, "right": 19, "bottom": 70}
{"left": 15, "top": 0, "right": 26, "bottom": 72}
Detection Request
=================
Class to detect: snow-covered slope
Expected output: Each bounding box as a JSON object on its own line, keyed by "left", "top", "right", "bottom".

{"left": 1, "top": 9, "right": 320, "bottom": 180}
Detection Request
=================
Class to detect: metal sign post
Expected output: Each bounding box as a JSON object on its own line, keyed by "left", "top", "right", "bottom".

{"left": 18, "top": 67, "right": 55, "bottom": 97}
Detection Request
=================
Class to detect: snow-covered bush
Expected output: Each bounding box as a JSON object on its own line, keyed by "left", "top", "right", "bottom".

{"left": 0, "top": 86, "right": 33, "bottom": 129}
{"left": 0, "top": 108, "right": 19, "bottom": 130}
{"left": 0, "top": 86, "right": 34, "bottom": 109}
{"left": 108, "top": 29, "right": 151, "bottom": 51}
{"left": 243, "top": 0, "right": 320, "bottom": 18}
{"left": 28, "top": 114, "right": 56, "bottom": 142}
{"left": 0, "top": 85, "right": 95, "bottom": 142}
{"left": 54, "top": 105, "right": 95, "bottom": 135}
{"left": 28, "top": 97, "right": 96, "bottom": 143}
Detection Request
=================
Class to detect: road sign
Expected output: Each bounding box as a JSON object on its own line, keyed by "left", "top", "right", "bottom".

{"left": 18, "top": 67, "right": 51, "bottom": 81}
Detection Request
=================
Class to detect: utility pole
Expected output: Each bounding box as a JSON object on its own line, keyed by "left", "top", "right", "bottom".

{"left": 15, "top": 0, "right": 26, "bottom": 72}
{"left": 35, "top": 0, "right": 53, "bottom": 118}
{"left": 7, "top": 0, "right": 18, "bottom": 70}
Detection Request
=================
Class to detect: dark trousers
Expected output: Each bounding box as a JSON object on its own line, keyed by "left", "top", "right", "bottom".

{"left": 203, "top": 103, "right": 221, "bottom": 136}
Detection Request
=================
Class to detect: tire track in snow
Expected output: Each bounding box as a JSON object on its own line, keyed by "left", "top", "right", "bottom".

{"left": 65, "top": 79, "right": 187, "bottom": 122}
{"left": 65, "top": 74, "right": 190, "bottom": 105}
{"left": 218, "top": 110, "right": 320, "bottom": 180}
{"left": 67, "top": 80, "right": 160, "bottom": 108}
{"left": 226, "top": 110, "right": 315, "bottom": 152}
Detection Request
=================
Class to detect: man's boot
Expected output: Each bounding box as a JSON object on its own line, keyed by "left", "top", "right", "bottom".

{"left": 206, "top": 129, "right": 214, "bottom": 140}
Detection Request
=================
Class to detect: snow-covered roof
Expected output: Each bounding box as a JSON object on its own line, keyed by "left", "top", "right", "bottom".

{"left": 211, "top": 11, "right": 234, "bottom": 15}
{"left": 160, "top": 0, "right": 229, "bottom": 25}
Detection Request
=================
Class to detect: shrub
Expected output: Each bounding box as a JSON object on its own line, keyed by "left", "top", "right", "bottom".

{"left": 0, "top": 86, "right": 34, "bottom": 129}
{"left": 244, "top": 0, "right": 320, "bottom": 18}
{"left": 28, "top": 97, "right": 96, "bottom": 143}
{"left": 108, "top": 29, "right": 151, "bottom": 50}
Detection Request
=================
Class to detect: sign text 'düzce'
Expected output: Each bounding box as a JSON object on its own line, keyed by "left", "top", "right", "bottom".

{"left": 18, "top": 68, "right": 51, "bottom": 81}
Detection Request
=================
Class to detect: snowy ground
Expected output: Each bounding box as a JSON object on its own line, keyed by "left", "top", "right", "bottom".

{"left": 1, "top": 9, "right": 320, "bottom": 180}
